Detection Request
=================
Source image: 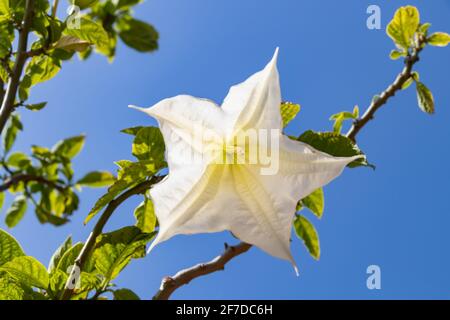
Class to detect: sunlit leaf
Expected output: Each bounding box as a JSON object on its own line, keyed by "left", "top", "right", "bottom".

{"left": 416, "top": 82, "right": 435, "bottom": 114}
{"left": 294, "top": 215, "right": 320, "bottom": 260}
{"left": 386, "top": 6, "right": 420, "bottom": 49}
{"left": 0, "top": 256, "right": 49, "bottom": 289}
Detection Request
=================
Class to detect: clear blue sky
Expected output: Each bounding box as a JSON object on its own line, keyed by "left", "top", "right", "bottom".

{"left": 3, "top": 0, "right": 450, "bottom": 299}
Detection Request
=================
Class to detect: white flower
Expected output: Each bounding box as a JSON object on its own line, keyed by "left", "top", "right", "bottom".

{"left": 131, "top": 48, "right": 362, "bottom": 274}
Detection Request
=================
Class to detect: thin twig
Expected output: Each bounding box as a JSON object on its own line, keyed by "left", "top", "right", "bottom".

{"left": 0, "top": 173, "right": 66, "bottom": 192}
{"left": 346, "top": 36, "right": 425, "bottom": 141}
{"left": 51, "top": 0, "right": 59, "bottom": 18}
{"left": 0, "top": 0, "right": 34, "bottom": 135}
{"left": 153, "top": 242, "right": 252, "bottom": 300}
{"left": 151, "top": 36, "right": 427, "bottom": 300}
{"left": 60, "top": 175, "right": 164, "bottom": 300}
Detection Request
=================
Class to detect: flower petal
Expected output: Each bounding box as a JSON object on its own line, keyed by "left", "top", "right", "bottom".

{"left": 222, "top": 48, "right": 282, "bottom": 136}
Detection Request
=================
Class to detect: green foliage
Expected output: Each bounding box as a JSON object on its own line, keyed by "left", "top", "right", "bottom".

{"left": 55, "top": 35, "right": 91, "bottom": 52}
{"left": 329, "top": 106, "right": 358, "bottom": 134}
{"left": 113, "top": 288, "right": 140, "bottom": 300}
{"left": 389, "top": 49, "right": 406, "bottom": 60}
{"left": 0, "top": 256, "right": 49, "bottom": 289}
{"left": 297, "top": 188, "right": 324, "bottom": 219}
{"left": 47, "top": 235, "right": 72, "bottom": 273}
{"left": 19, "top": 55, "right": 61, "bottom": 100}
{"left": 5, "top": 195, "right": 27, "bottom": 228}
{"left": 25, "top": 102, "right": 47, "bottom": 111}
{"left": 427, "top": 32, "right": 450, "bottom": 47}
{"left": 76, "top": 171, "right": 116, "bottom": 188}
{"left": 85, "top": 160, "right": 159, "bottom": 224}
{"left": 385, "top": 6, "right": 447, "bottom": 115}
{"left": 297, "top": 130, "right": 369, "bottom": 168}
{"left": 401, "top": 71, "right": 419, "bottom": 90}
{"left": 52, "top": 135, "right": 85, "bottom": 159}
{"left": 387, "top": 6, "right": 420, "bottom": 50}
{"left": 134, "top": 197, "right": 157, "bottom": 233}
{"left": 2, "top": 114, "right": 22, "bottom": 154}
{"left": 131, "top": 126, "right": 166, "bottom": 166}
{"left": 92, "top": 226, "right": 156, "bottom": 283}
{"left": 416, "top": 82, "right": 435, "bottom": 114}
{"left": 117, "top": 16, "right": 159, "bottom": 52}
{"left": 294, "top": 215, "right": 320, "bottom": 260}
{"left": 0, "top": 228, "right": 25, "bottom": 266}
{"left": 280, "top": 102, "right": 300, "bottom": 128}
{"left": 64, "top": 16, "right": 109, "bottom": 49}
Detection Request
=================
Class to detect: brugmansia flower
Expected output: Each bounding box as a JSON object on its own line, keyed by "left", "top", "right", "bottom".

{"left": 131, "top": 48, "right": 362, "bottom": 273}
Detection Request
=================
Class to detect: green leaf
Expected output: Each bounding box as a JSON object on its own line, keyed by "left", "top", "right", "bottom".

{"left": 0, "top": 256, "right": 49, "bottom": 289}
{"left": 19, "top": 55, "right": 61, "bottom": 100}
{"left": 427, "top": 32, "right": 450, "bottom": 47}
{"left": 117, "top": 16, "right": 158, "bottom": 52}
{"left": 294, "top": 215, "right": 320, "bottom": 260}
{"left": 25, "top": 101, "right": 47, "bottom": 111}
{"left": 113, "top": 288, "right": 140, "bottom": 300}
{"left": 0, "top": 228, "right": 25, "bottom": 266}
{"left": 300, "top": 188, "right": 324, "bottom": 218}
{"left": 7, "top": 152, "right": 31, "bottom": 169}
{"left": 401, "top": 71, "right": 419, "bottom": 90}
{"left": 2, "top": 114, "right": 22, "bottom": 153}
{"left": 85, "top": 161, "right": 157, "bottom": 224}
{"left": 132, "top": 126, "right": 165, "bottom": 165}
{"left": 115, "top": 0, "right": 141, "bottom": 9}
{"left": 0, "top": 274, "right": 29, "bottom": 300}
{"left": 121, "top": 126, "right": 144, "bottom": 136}
{"left": 386, "top": 6, "right": 420, "bottom": 50}
{"left": 416, "top": 82, "right": 435, "bottom": 114}
{"left": 93, "top": 226, "right": 156, "bottom": 282}
{"left": 418, "top": 22, "right": 431, "bottom": 36}
{"left": 76, "top": 171, "right": 116, "bottom": 188}
{"left": 297, "top": 130, "right": 368, "bottom": 168}
{"left": 0, "top": 22, "right": 13, "bottom": 59}
{"left": 329, "top": 107, "right": 358, "bottom": 134}
{"left": 134, "top": 198, "right": 156, "bottom": 233}
{"left": 389, "top": 49, "right": 405, "bottom": 60}
{"left": 64, "top": 16, "right": 109, "bottom": 49}
{"left": 52, "top": 135, "right": 85, "bottom": 159}
{"left": 280, "top": 102, "right": 300, "bottom": 128}
{"left": 49, "top": 269, "right": 67, "bottom": 295}
{"left": 72, "top": 0, "right": 98, "bottom": 10}
{"left": 56, "top": 242, "right": 83, "bottom": 273}
{"left": 0, "top": 192, "right": 4, "bottom": 210}
{"left": 0, "top": 0, "right": 9, "bottom": 15}
{"left": 5, "top": 195, "right": 27, "bottom": 228}
{"left": 48, "top": 236, "right": 72, "bottom": 273}
{"left": 55, "top": 35, "right": 91, "bottom": 52}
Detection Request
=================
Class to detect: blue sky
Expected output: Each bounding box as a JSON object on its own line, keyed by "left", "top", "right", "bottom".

{"left": 3, "top": 0, "right": 450, "bottom": 299}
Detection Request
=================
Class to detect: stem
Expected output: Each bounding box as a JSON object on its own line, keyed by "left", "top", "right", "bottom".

{"left": 346, "top": 36, "right": 425, "bottom": 142}
{"left": 0, "top": 0, "right": 34, "bottom": 135}
{"left": 153, "top": 242, "right": 252, "bottom": 300}
{"left": 60, "top": 176, "right": 163, "bottom": 300}
{"left": 0, "top": 173, "right": 66, "bottom": 192}
{"left": 51, "top": 0, "right": 59, "bottom": 18}
{"left": 152, "top": 37, "right": 427, "bottom": 300}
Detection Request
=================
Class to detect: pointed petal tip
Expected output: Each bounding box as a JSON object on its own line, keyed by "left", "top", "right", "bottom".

{"left": 294, "top": 264, "right": 299, "bottom": 277}
{"left": 128, "top": 104, "right": 145, "bottom": 112}
{"left": 269, "top": 47, "right": 279, "bottom": 65}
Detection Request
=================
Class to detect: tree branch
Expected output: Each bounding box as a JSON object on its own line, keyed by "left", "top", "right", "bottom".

{"left": 0, "top": 173, "right": 65, "bottom": 192}
{"left": 60, "top": 175, "right": 164, "bottom": 300}
{"left": 346, "top": 36, "right": 425, "bottom": 142}
{"left": 153, "top": 242, "right": 252, "bottom": 300}
{"left": 152, "top": 36, "right": 427, "bottom": 300}
{"left": 0, "top": 0, "right": 34, "bottom": 135}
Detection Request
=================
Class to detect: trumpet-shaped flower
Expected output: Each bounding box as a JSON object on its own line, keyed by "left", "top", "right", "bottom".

{"left": 131, "top": 48, "right": 362, "bottom": 273}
